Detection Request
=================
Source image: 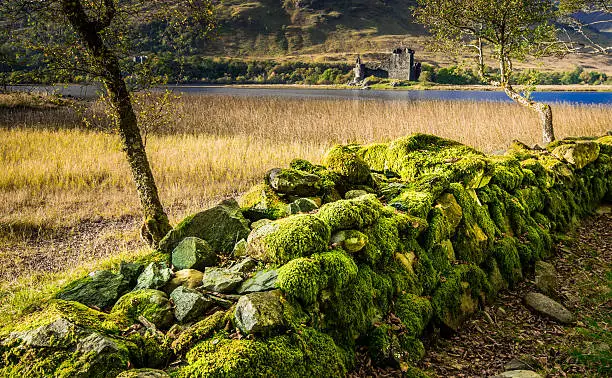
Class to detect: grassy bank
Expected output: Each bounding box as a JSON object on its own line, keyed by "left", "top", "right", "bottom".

{"left": 0, "top": 93, "right": 610, "bottom": 324}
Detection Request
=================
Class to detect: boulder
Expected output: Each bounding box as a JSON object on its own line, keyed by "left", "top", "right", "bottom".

{"left": 245, "top": 214, "right": 331, "bottom": 264}
{"left": 134, "top": 262, "right": 173, "bottom": 291}
{"left": 239, "top": 184, "right": 288, "bottom": 221}
{"left": 111, "top": 289, "right": 174, "bottom": 329}
{"left": 201, "top": 267, "right": 244, "bottom": 293}
{"left": 250, "top": 219, "right": 272, "bottom": 230}
{"left": 287, "top": 198, "right": 319, "bottom": 214}
{"left": 170, "top": 286, "right": 213, "bottom": 323}
{"left": 504, "top": 358, "right": 532, "bottom": 371}
{"left": 534, "top": 261, "right": 558, "bottom": 296}
{"left": 119, "top": 262, "right": 145, "bottom": 288}
{"left": 232, "top": 238, "right": 247, "bottom": 257}
{"left": 330, "top": 230, "right": 368, "bottom": 253}
{"left": 162, "top": 269, "right": 204, "bottom": 294}
{"left": 323, "top": 145, "right": 371, "bottom": 184}
{"left": 237, "top": 270, "right": 279, "bottom": 294}
{"left": 266, "top": 168, "right": 322, "bottom": 196}
{"left": 171, "top": 237, "right": 217, "bottom": 270}
{"left": 434, "top": 193, "right": 463, "bottom": 232}
{"left": 55, "top": 269, "right": 130, "bottom": 310}
{"left": 523, "top": 292, "right": 575, "bottom": 324}
{"left": 551, "top": 141, "right": 600, "bottom": 169}
{"left": 234, "top": 290, "right": 286, "bottom": 335}
{"left": 158, "top": 198, "right": 250, "bottom": 254}
{"left": 344, "top": 189, "right": 369, "bottom": 199}
{"left": 116, "top": 369, "right": 171, "bottom": 378}
{"left": 230, "top": 257, "right": 258, "bottom": 273}
{"left": 493, "top": 371, "right": 543, "bottom": 378}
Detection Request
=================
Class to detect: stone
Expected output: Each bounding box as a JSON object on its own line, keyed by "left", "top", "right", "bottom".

{"left": 330, "top": 230, "right": 368, "bottom": 253}
{"left": 504, "top": 358, "right": 532, "bottom": 371}
{"left": 239, "top": 184, "right": 288, "bottom": 221}
{"left": 111, "top": 289, "right": 174, "bottom": 329}
{"left": 344, "top": 189, "right": 369, "bottom": 199}
{"left": 55, "top": 269, "right": 130, "bottom": 310}
{"left": 534, "top": 261, "right": 558, "bottom": 296}
{"left": 201, "top": 267, "right": 244, "bottom": 293}
{"left": 171, "top": 237, "right": 217, "bottom": 270}
{"left": 251, "top": 219, "right": 272, "bottom": 230}
{"left": 286, "top": 197, "right": 319, "bottom": 214}
{"left": 434, "top": 193, "right": 463, "bottom": 232}
{"left": 116, "top": 369, "right": 171, "bottom": 378}
{"left": 551, "top": 141, "right": 600, "bottom": 169}
{"left": 524, "top": 292, "right": 575, "bottom": 324}
{"left": 230, "top": 257, "right": 258, "bottom": 273}
{"left": 493, "top": 370, "right": 542, "bottom": 378}
{"left": 9, "top": 317, "right": 87, "bottom": 348}
{"left": 266, "top": 168, "right": 322, "bottom": 197}
{"left": 134, "top": 262, "right": 173, "bottom": 291}
{"left": 158, "top": 198, "right": 250, "bottom": 254}
{"left": 234, "top": 290, "right": 286, "bottom": 335}
{"left": 232, "top": 238, "right": 248, "bottom": 257}
{"left": 170, "top": 286, "right": 213, "bottom": 323}
{"left": 237, "top": 270, "right": 278, "bottom": 294}
{"left": 162, "top": 269, "right": 204, "bottom": 294}
{"left": 119, "top": 261, "right": 145, "bottom": 288}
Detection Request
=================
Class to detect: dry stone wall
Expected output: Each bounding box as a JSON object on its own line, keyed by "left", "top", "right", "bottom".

{"left": 2, "top": 133, "right": 611, "bottom": 377}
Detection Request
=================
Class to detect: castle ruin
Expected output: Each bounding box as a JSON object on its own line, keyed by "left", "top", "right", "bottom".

{"left": 354, "top": 47, "right": 421, "bottom": 82}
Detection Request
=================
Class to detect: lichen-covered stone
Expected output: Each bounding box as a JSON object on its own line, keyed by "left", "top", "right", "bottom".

{"left": 286, "top": 197, "right": 319, "bottom": 214}
{"left": 55, "top": 270, "right": 131, "bottom": 311}
{"left": 170, "top": 286, "right": 213, "bottom": 323}
{"left": 551, "top": 141, "right": 600, "bottom": 169}
{"left": 345, "top": 189, "right": 369, "bottom": 199}
{"left": 534, "top": 261, "right": 558, "bottom": 296}
{"left": 171, "top": 237, "right": 217, "bottom": 270}
{"left": 323, "top": 144, "right": 372, "bottom": 184}
{"left": 112, "top": 289, "right": 174, "bottom": 329}
{"left": 162, "top": 269, "right": 204, "bottom": 294}
{"left": 134, "top": 262, "right": 173, "bottom": 291}
{"left": 330, "top": 229, "right": 368, "bottom": 253}
{"left": 523, "top": 292, "right": 575, "bottom": 324}
{"left": 116, "top": 369, "right": 170, "bottom": 378}
{"left": 266, "top": 168, "right": 323, "bottom": 196}
{"left": 201, "top": 267, "right": 244, "bottom": 293}
{"left": 229, "top": 257, "right": 258, "bottom": 273}
{"left": 159, "top": 198, "right": 250, "bottom": 254}
{"left": 237, "top": 269, "right": 278, "bottom": 294}
{"left": 232, "top": 238, "right": 248, "bottom": 257}
{"left": 234, "top": 290, "right": 286, "bottom": 335}
{"left": 434, "top": 193, "right": 463, "bottom": 232}
{"left": 239, "top": 183, "right": 289, "bottom": 221}
{"left": 245, "top": 214, "right": 330, "bottom": 264}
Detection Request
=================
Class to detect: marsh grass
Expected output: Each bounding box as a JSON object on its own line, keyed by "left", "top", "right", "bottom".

{"left": 0, "top": 93, "right": 610, "bottom": 325}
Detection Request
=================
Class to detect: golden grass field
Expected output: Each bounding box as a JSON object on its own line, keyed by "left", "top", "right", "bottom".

{"left": 0, "top": 92, "right": 610, "bottom": 324}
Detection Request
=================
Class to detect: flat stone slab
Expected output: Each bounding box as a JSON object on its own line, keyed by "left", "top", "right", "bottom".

{"left": 493, "top": 370, "right": 543, "bottom": 378}
{"left": 201, "top": 267, "right": 244, "bottom": 293}
{"left": 237, "top": 269, "right": 278, "bottom": 294}
{"left": 524, "top": 292, "right": 575, "bottom": 324}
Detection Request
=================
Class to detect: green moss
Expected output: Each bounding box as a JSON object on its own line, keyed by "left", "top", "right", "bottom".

{"left": 361, "top": 217, "right": 400, "bottom": 266}
{"left": 181, "top": 328, "right": 349, "bottom": 378}
{"left": 246, "top": 214, "right": 331, "bottom": 265}
{"left": 277, "top": 258, "right": 326, "bottom": 305}
{"left": 312, "top": 249, "right": 358, "bottom": 292}
{"left": 317, "top": 194, "right": 383, "bottom": 232}
{"left": 394, "top": 294, "right": 433, "bottom": 337}
{"left": 507, "top": 140, "right": 537, "bottom": 160}
{"left": 515, "top": 187, "right": 545, "bottom": 213}
{"left": 407, "top": 239, "right": 438, "bottom": 296}
{"left": 357, "top": 143, "right": 389, "bottom": 172}
{"left": 239, "top": 183, "right": 288, "bottom": 221}
{"left": 111, "top": 289, "right": 173, "bottom": 329}
{"left": 171, "top": 310, "right": 227, "bottom": 356}
{"left": 596, "top": 135, "right": 612, "bottom": 155}
{"left": 323, "top": 144, "right": 372, "bottom": 184}
{"left": 398, "top": 335, "right": 426, "bottom": 363}
{"left": 421, "top": 207, "right": 451, "bottom": 251}
{"left": 492, "top": 237, "right": 523, "bottom": 287}
{"left": 488, "top": 155, "right": 524, "bottom": 191}
{"left": 289, "top": 158, "right": 325, "bottom": 174}
{"left": 389, "top": 189, "right": 435, "bottom": 219}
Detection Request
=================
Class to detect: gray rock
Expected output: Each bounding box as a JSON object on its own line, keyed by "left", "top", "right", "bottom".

{"left": 163, "top": 269, "right": 204, "bottom": 294}
{"left": 344, "top": 189, "right": 369, "bottom": 199}
{"left": 171, "top": 237, "right": 217, "bottom": 270}
{"left": 266, "top": 168, "right": 322, "bottom": 197}
{"left": 237, "top": 270, "right": 278, "bottom": 294}
{"left": 134, "top": 262, "right": 173, "bottom": 291}
{"left": 201, "top": 267, "right": 244, "bottom": 293}
{"left": 493, "top": 370, "right": 542, "bottom": 378}
{"left": 8, "top": 318, "right": 86, "bottom": 348}
{"left": 286, "top": 198, "right": 319, "bottom": 214}
{"left": 234, "top": 290, "right": 286, "bottom": 335}
{"left": 119, "top": 261, "right": 144, "bottom": 288}
{"left": 250, "top": 219, "right": 272, "bottom": 230}
{"left": 524, "top": 292, "right": 575, "bottom": 324}
{"left": 232, "top": 238, "right": 248, "bottom": 257}
{"left": 170, "top": 286, "right": 212, "bottom": 323}
{"left": 55, "top": 270, "right": 130, "bottom": 310}
{"left": 504, "top": 358, "right": 532, "bottom": 371}
{"left": 117, "top": 369, "right": 171, "bottom": 378}
{"left": 230, "top": 257, "right": 258, "bottom": 273}
{"left": 111, "top": 289, "right": 174, "bottom": 329}
{"left": 535, "top": 261, "right": 558, "bottom": 296}
{"left": 76, "top": 332, "right": 119, "bottom": 355}
{"left": 330, "top": 230, "right": 368, "bottom": 253}
{"left": 158, "top": 198, "right": 250, "bottom": 255}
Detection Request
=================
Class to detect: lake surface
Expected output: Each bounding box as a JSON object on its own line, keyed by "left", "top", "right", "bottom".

{"left": 10, "top": 84, "right": 612, "bottom": 105}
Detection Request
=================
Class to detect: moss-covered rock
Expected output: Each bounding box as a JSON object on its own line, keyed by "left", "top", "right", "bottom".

{"left": 171, "top": 310, "right": 227, "bottom": 356}
{"left": 266, "top": 168, "right": 323, "bottom": 197}
{"left": 179, "top": 328, "right": 349, "bottom": 378}
{"left": 317, "top": 193, "right": 383, "bottom": 232}
{"left": 551, "top": 140, "right": 600, "bottom": 169}
{"left": 245, "top": 214, "right": 330, "bottom": 265}
{"left": 55, "top": 270, "right": 131, "bottom": 311}
{"left": 171, "top": 237, "right": 217, "bottom": 271}
{"left": 323, "top": 144, "right": 372, "bottom": 185}
{"left": 276, "top": 257, "right": 326, "bottom": 305}
{"left": 111, "top": 289, "right": 174, "bottom": 329}
{"left": 394, "top": 293, "right": 433, "bottom": 337}
{"left": 239, "top": 183, "right": 289, "bottom": 221}
{"left": 330, "top": 229, "right": 368, "bottom": 252}
{"left": 234, "top": 290, "right": 287, "bottom": 335}
{"left": 116, "top": 369, "right": 170, "bottom": 378}
{"left": 159, "top": 198, "right": 250, "bottom": 255}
